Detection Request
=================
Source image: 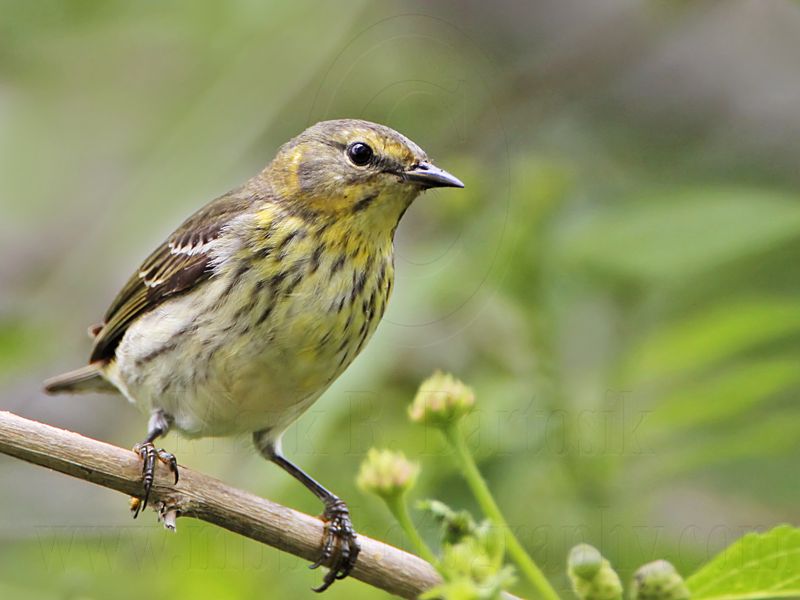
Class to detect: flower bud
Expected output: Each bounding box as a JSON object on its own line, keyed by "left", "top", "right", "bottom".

{"left": 357, "top": 448, "right": 419, "bottom": 500}
{"left": 567, "top": 544, "right": 623, "bottom": 600}
{"left": 631, "top": 560, "right": 689, "bottom": 600}
{"left": 421, "top": 536, "right": 515, "bottom": 600}
{"left": 569, "top": 544, "right": 603, "bottom": 580}
{"left": 409, "top": 371, "right": 475, "bottom": 427}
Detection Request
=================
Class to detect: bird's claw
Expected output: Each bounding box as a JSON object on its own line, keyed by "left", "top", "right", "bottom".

{"left": 311, "top": 498, "right": 360, "bottom": 592}
{"left": 131, "top": 442, "right": 179, "bottom": 518}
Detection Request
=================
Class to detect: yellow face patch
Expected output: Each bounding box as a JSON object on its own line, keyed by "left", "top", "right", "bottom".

{"left": 263, "top": 119, "right": 428, "bottom": 224}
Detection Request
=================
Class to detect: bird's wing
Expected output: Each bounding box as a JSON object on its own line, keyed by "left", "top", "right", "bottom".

{"left": 89, "top": 191, "right": 251, "bottom": 363}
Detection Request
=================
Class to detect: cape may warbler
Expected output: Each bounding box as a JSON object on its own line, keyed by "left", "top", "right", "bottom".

{"left": 44, "top": 119, "right": 463, "bottom": 590}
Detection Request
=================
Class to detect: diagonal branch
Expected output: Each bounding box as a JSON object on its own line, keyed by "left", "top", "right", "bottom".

{"left": 0, "top": 410, "right": 445, "bottom": 599}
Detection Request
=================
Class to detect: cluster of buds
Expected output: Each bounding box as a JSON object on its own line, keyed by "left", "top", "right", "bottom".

{"left": 631, "top": 560, "right": 690, "bottom": 600}
{"left": 568, "top": 545, "right": 690, "bottom": 600}
{"left": 422, "top": 534, "right": 514, "bottom": 600}
{"left": 567, "top": 544, "right": 623, "bottom": 600}
{"left": 408, "top": 370, "right": 475, "bottom": 428}
{"left": 357, "top": 448, "right": 420, "bottom": 501}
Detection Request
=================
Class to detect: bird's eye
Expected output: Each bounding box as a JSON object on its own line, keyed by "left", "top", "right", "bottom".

{"left": 347, "top": 142, "right": 373, "bottom": 166}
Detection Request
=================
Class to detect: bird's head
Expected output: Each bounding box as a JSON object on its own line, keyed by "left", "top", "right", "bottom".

{"left": 263, "top": 119, "right": 463, "bottom": 232}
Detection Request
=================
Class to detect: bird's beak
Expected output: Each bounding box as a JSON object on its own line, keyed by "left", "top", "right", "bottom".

{"left": 402, "top": 162, "right": 464, "bottom": 189}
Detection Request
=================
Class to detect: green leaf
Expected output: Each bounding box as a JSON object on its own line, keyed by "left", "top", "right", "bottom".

{"left": 654, "top": 410, "right": 800, "bottom": 475}
{"left": 624, "top": 298, "right": 800, "bottom": 385}
{"left": 417, "top": 499, "right": 479, "bottom": 545}
{"left": 562, "top": 188, "right": 800, "bottom": 282}
{"left": 651, "top": 358, "right": 800, "bottom": 433}
{"left": 688, "top": 525, "right": 800, "bottom": 600}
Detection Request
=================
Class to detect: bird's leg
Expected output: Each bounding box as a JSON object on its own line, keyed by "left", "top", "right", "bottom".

{"left": 270, "top": 454, "right": 359, "bottom": 591}
{"left": 131, "top": 410, "right": 179, "bottom": 518}
{"left": 254, "top": 432, "right": 360, "bottom": 592}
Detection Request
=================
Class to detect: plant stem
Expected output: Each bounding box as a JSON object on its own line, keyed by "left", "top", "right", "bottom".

{"left": 385, "top": 494, "right": 438, "bottom": 566}
{"left": 443, "top": 423, "right": 561, "bottom": 600}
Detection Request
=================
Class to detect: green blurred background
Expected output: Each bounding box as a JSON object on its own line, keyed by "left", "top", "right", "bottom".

{"left": 2, "top": 1, "right": 799, "bottom": 598}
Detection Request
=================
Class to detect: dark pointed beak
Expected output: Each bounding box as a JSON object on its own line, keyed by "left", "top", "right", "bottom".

{"left": 403, "top": 162, "right": 464, "bottom": 189}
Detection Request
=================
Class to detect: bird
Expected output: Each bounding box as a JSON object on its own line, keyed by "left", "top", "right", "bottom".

{"left": 43, "top": 119, "right": 464, "bottom": 591}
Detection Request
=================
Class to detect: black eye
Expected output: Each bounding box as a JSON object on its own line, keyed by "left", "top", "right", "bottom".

{"left": 347, "top": 142, "right": 373, "bottom": 166}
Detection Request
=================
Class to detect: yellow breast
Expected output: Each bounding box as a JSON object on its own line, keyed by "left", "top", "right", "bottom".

{"left": 220, "top": 202, "right": 395, "bottom": 407}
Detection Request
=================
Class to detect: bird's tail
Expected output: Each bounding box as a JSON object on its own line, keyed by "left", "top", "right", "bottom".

{"left": 44, "top": 364, "right": 117, "bottom": 395}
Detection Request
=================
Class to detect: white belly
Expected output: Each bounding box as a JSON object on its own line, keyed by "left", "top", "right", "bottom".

{"left": 105, "top": 255, "right": 389, "bottom": 440}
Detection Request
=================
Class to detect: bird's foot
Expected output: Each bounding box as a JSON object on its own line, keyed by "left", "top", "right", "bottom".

{"left": 310, "top": 498, "right": 360, "bottom": 592}
{"left": 130, "top": 441, "right": 179, "bottom": 518}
